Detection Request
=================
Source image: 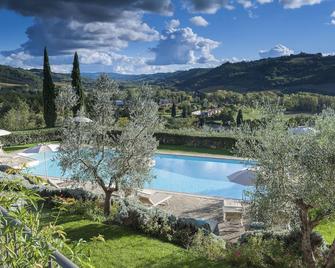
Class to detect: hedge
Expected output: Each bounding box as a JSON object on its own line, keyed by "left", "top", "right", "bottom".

{"left": 2, "top": 128, "right": 237, "bottom": 151}
{"left": 1, "top": 128, "right": 61, "bottom": 146}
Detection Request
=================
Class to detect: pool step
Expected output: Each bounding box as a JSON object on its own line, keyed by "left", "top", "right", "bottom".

{"left": 218, "top": 222, "right": 245, "bottom": 243}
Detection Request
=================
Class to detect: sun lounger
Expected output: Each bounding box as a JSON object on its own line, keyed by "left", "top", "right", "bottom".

{"left": 223, "top": 199, "right": 244, "bottom": 225}
{"left": 137, "top": 190, "right": 172, "bottom": 207}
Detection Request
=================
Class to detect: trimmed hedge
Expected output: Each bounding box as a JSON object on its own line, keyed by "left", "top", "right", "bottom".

{"left": 3, "top": 128, "right": 236, "bottom": 151}
{"left": 1, "top": 128, "right": 61, "bottom": 146}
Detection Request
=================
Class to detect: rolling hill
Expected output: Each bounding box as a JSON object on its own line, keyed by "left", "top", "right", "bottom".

{"left": 1, "top": 53, "right": 335, "bottom": 95}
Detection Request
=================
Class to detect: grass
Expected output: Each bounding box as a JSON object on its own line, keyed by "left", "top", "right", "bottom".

{"left": 43, "top": 213, "right": 229, "bottom": 268}
{"left": 315, "top": 218, "right": 335, "bottom": 244}
{"left": 3, "top": 143, "right": 39, "bottom": 153}
{"left": 3, "top": 141, "right": 58, "bottom": 153}
{"left": 158, "top": 144, "right": 233, "bottom": 156}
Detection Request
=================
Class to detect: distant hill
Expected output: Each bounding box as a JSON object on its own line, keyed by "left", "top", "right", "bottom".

{"left": 0, "top": 65, "right": 93, "bottom": 91}
{"left": 0, "top": 65, "right": 41, "bottom": 90}
{"left": 81, "top": 53, "right": 335, "bottom": 95}
{"left": 172, "top": 53, "right": 335, "bottom": 94}
{"left": 1, "top": 53, "right": 335, "bottom": 95}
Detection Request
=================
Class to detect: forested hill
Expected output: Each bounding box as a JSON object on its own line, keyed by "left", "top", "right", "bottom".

{"left": 84, "top": 53, "right": 335, "bottom": 95}
{"left": 160, "top": 53, "right": 335, "bottom": 94}
{"left": 1, "top": 53, "right": 335, "bottom": 95}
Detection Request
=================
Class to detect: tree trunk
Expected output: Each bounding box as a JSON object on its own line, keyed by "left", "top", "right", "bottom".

{"left": 104, "top": 191, "right": 112, "bottom": 216}
{"left": 325, "top": 240, "right": 335, "bottom": 268}
{"left": 299, "top": 206, "right": 316, "bottom": 268}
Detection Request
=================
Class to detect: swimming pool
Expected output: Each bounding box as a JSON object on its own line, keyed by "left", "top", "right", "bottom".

{"left": 25, "top": 151, "right": 251, "bottom": 199}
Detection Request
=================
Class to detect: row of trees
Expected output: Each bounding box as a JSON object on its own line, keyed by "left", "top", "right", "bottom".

{"left": 42, "top": 48, "right": 84, "bottom": 127}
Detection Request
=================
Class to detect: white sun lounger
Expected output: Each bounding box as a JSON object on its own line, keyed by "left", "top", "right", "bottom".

{"left": 223, "top": 199, "right": 244, "bottom": 225}
{"left": 137, "top": 190, "right": 172, "bottom": 207}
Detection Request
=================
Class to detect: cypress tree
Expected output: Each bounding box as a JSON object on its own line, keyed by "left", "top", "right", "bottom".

{"left": 43, "top": 47, "right": 57, "bottom": 128}
{"left": 236, "top": 109, "right": 244, "bottom": 126}
{"left": 171, "top": 102, "right": 176, "bottom": 118}
{"left": 71, "top": 52, "right": 84, "bottom": 116}
{"left": 182, "top": 106, "right": 187, "bottom": 118}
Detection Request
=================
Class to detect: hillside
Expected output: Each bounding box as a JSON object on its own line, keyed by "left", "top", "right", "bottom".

{"left": 173, "top": 53, "right": 335, "bottom": 94}
{"left": 82, "top": 53, "right": 335, "bottom": 95}
{"left": 1, "top": 53, "right": 335, "bottom": 94}
{"left": 0, "top": 65, "right": 41, "bottom": 90}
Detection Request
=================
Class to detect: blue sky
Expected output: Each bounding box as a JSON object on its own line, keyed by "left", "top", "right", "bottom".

{"left": 0, "top": 0, "right": 334, "bottom": 74}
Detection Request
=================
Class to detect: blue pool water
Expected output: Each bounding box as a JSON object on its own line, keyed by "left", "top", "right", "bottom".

{"left": 26, "top": 152, "right": 251, "bottom": 199}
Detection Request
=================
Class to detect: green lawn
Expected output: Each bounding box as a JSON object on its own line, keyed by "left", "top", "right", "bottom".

{"left": 47, "top": 214, "right": 229, "bottom": 268}
{"left": 3, "top": 143, "right": 39, "bottom": 153}
{"left": 158, "top": 144, "right": 233, "bottom": 156}
{"left": 315, "top": 218, "right": 335, "bottom": 244}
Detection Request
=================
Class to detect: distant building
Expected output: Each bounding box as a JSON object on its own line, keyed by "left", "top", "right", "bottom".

{"left": 159, "top": 99, "right": 172, "bottom": 106}
{"left": 288, "top": 126, "right": 316, "bottom": 135}
{"left": 115, "top": 100, "right": 125, "bottom": 107}
{"left": 192, "top": 108, "right": 222, "bottom": 117}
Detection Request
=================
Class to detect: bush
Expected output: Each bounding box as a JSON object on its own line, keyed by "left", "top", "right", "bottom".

{"left": 34, "top": 186, "right": 98, "bottom": 205}
{"left": 239, "top": 229, "right": 326, "bottom": 253}
{"left": 53, "top": 198, "right": 104, "bottom": 222}
{"left": 190, "top": 231, "right": 226, "bottom": 261}
{"left": 226, "top": 237, "right": 303, "bottom": 268}
{"left": 108, "top": 197, "right": 217, "bottom": 248}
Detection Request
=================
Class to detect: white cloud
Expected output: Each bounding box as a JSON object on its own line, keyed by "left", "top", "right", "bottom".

{"left": 189, "top": 16, "right": 209, "bottom": 27}
{"left": 148, "top": 21, "right": 220, "bottom": 65}
{"left": 330, "top": 11, "right": 335, "bottom": 25}
{"left": 166, "top": 19, "right": 181, "bottom": 30}
{"left": 237, "top": 0, "right": 253, "bottom": 8}
{"left": 259, "top": 44, "right": 294, "bottom": 58}
{"left": 257, "top": 0, "right": 273, "bottom": 3}
{"left": 280, "top": 0, "right": 323, "bottom": 9}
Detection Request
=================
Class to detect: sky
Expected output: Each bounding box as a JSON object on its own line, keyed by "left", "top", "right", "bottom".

{"left": 0, "top": 0, "right": 334, "bottom": 74}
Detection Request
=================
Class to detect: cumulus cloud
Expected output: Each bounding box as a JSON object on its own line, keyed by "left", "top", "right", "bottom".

{"left": 190, "top": 16, "right": 209, "bottom": 27}
{"left": 148, "top": 20, "right": 220, "bottom": 65}
{"left": 167, "top": 19, "right": 181, "bottom": 29}
{"left": 259, "top": 44, "right": 294, "bottom": 58}
{"left": 257, "top": 0, "right": 273, "bottom": 4}
{"left": 184, "top": 0, "right": 322, "bottom": 12}
{"left": 331, "top": 11, "right": 335, "bottom": 25}
{"left": 280, "top": 0, "right": 323, "bottom": 9}
{"left": 184, "top": 0, "right": 235, "bottom": 14}
{"left": 0, "top": 0, "right": 171, "bottom": 56}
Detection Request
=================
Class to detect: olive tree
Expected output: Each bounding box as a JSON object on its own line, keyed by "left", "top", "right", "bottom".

{"left": 236, "top": 110, "right": 335, "bottom": 268}
{"left": 57, "top": 75, "right": 160, "bottom": 215}
{"left": 55, "top": 86, "right": 79, "bottom": 120}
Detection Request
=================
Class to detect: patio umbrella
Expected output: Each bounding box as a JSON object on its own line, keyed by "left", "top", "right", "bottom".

{"left": 228, "top": 168, "right": 256, "bottom": 186}
{"left": 0, "top": 129, "right": 11, "bottom": 153}
{"left": 0, "top": 129, "right": 11, "bottom": 136}
{"left": 22, "top": 145, "right": 55, "bottom": 180}
{"left": 73, "top": 116, "right": 93, "bottom": 123}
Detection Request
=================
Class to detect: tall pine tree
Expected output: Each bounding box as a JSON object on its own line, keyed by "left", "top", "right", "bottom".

{"left": 71, "top": 52, "right": 84, "bottom": 116}
{"left": 43, "top": 47, "right": 57, "bottom": 128}
{"left": 236, "top": 109, "right": 244, "bottom": 126}
{"left": 171, "top": 102, "right": 176, "bottom": 118}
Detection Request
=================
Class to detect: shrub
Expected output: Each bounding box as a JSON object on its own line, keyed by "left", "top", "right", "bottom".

{"left": 239, "top": 229, "right": 326, "bottom": 253}
{"left": 54, "top": 198, "right": 105, "bottom": 222}
{"left": 34, "top": 186, "right": 98, "bottom": 206}
{"left": 108, "top": 197, "right": 217, "bottom": 248}
{"left": 226, "top": 237, "right": 303, "bottom": 268}
{"left": 190, "top": 231, "right": 226, "bottom": 261}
